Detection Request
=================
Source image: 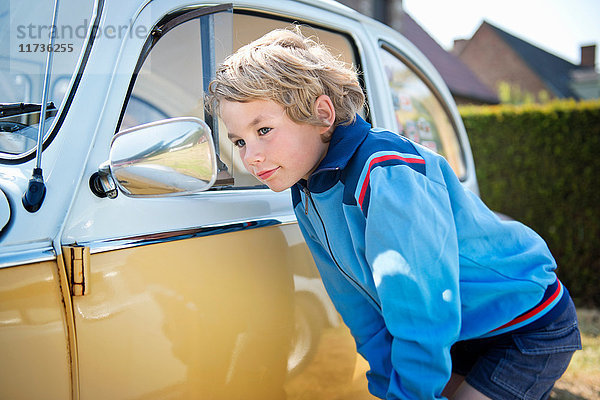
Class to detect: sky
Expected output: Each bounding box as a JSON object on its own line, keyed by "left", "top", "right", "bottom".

{"left": 402, "top": 0, "right": 600, "bottom": 66}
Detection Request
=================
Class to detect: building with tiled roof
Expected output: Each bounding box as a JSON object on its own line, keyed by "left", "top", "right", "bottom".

{"left": 395, "top": 12, "right": 499, "bottom": 105}
{"left": 453, "top": 21, "right": 599, "bottom": 101}
{"left": 335, "top": 0, "right": 499, "bottom": 105}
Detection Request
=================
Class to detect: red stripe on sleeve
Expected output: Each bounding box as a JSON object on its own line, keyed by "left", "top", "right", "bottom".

{"left": 358, "top": 154, "right": 425, "bottom": 209}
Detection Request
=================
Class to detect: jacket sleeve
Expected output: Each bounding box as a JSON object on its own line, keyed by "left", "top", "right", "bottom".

{"left": 362, "top": 164, "right": 461, "bottom": 400}
{"left": 295, "top": 210, "right": 395, "bottom": 399}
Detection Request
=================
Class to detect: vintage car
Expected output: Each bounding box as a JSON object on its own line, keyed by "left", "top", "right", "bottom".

{"left": 0, "top": 0, "right": 478, "bottom": 398}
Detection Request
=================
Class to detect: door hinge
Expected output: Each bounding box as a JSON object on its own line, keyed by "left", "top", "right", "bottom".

{"left": 62, "top": 245, "right": 90, "bottom": 296}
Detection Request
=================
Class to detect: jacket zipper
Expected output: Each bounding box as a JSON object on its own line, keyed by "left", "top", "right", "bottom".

{"left": 303, "top": 187, "right": 382, "bottom": 312}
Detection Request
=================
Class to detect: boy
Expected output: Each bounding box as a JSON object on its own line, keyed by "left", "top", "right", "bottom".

{"left": 207, "top": 27, "right": 581, "bottom": 400}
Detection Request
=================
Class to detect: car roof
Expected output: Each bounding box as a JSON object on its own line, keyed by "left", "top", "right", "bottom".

{"left": 231, "top": 0, "right": 364, "bottom": 22}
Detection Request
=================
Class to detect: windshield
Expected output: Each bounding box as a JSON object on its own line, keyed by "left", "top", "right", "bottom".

{"left": 0, "top": 0, "right": 94, "bottom": 157}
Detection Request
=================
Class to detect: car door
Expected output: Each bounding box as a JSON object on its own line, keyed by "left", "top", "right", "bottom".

{"left": 61, "top": 3, "right": 375, "bottom": 399}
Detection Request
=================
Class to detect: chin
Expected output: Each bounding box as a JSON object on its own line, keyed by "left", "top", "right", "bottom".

{"left": 266, "top": 182, "right": 291, "bottom": 193}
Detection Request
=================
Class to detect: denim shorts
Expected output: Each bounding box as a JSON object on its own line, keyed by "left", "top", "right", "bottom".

{"left": 451, "top": 299, "right": 582, "bottom": 400}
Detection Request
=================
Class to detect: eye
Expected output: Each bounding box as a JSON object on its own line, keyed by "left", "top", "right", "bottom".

{"left": 233, "top": 139, "right": 246, "bottom": 148}
{"left": 258, "top": 127, "right": 272, "bottom": 135}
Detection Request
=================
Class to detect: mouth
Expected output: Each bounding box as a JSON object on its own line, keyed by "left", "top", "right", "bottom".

{"left": 256, "top": 167, "right": 280, "bottom": 181}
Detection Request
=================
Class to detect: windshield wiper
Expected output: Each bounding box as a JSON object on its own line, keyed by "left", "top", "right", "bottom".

{"left": 0, "top": 102, "right": 56, "bottom": 119}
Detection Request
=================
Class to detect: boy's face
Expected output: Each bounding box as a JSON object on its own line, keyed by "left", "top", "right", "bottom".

{"left": 220, "top": 98, "right": 332, "bottom": 192}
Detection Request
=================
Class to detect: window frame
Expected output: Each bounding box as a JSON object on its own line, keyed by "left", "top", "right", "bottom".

{"left": 117, "top": 6, "right": 368, "bottom": 191}
{"left": 115, "top": 3, "right": 233, "bottom": 136}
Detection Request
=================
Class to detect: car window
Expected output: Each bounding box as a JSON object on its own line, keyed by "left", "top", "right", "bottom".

{"left": 379, "top": 45, "right": 466, "bottom": 179}
{"left": 121, "top": 9, "right": 363, "bottom": 188}
{"left": 119, "top": 15, "right": 206, "bottom": 130}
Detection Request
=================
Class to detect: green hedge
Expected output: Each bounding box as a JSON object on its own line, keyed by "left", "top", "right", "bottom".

{"left": 460, "top": 99, "right": 600, "bottom": 307}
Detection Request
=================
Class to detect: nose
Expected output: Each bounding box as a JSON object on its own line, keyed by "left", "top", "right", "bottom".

{"left": 242, "top": 141, "right": 265, "bottom": 166}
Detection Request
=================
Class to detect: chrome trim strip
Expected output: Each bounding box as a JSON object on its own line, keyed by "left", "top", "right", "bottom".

{"left": 0, "top": 246, "right": 56, "bottom": 269}
{"left": 79, "top": 214, "right": 298, "bottom": 254}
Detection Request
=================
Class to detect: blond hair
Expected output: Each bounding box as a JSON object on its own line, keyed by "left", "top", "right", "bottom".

{"left": 207, "top": 26, "right": 365, "bottom": 130}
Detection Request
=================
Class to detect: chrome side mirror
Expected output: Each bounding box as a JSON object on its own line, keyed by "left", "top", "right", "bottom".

{"left": 90, "top": 117, "right": 217, "bottom": 198}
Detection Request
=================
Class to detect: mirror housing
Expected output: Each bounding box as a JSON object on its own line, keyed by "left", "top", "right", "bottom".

{"left": 90, "top": 117, "right": 217, "bottom": 198}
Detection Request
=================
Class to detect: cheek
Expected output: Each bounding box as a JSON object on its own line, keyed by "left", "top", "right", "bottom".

{"left": 304, "top": 136, "right": 328, "bottom": 163}
{"left": 238, "top": 148, "right": 250, "bottom": 169}
{"left": 238, "top": 149, "right": 257, "bottom": 175}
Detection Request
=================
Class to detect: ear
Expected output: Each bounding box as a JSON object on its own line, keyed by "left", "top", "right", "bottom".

{"left": 314, "top": 95, "right": 335, "bottom": 132}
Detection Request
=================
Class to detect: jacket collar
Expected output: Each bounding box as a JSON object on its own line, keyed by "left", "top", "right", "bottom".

{"left": 317, "top": 114, "right": 371, "bottom": 171}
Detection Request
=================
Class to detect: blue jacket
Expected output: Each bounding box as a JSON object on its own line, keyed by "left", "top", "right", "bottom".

{"left": 291, "top": 115, "right": 568, "bottom": 400}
